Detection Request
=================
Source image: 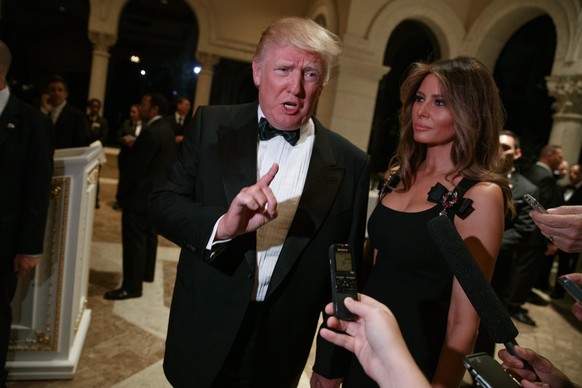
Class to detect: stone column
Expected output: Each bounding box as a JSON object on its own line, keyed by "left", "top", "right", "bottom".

{"left": 87, "top": 31, "right": 117, "bottom": 108}
{"left": 193, "top": 51, "right": 220, "bottom": 110}
{"left": 546, "top": 74, "right": 582, "bottom": 164}
{"left": 323, "top": 54, "right": 388, "bottom": 152}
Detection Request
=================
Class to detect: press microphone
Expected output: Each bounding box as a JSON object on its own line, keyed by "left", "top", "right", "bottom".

{"left": 426, "top": 215, "right": 538, "bottom": 378}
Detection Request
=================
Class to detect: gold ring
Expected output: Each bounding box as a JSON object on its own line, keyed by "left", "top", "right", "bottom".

{"left": 549, "top": 234, "right": 555, "bottom": 243}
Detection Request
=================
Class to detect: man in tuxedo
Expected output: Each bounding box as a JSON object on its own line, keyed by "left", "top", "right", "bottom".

{"left": 522, "top": 144, "right": 564, "bottom": 310}
{"left": 149, "top": 17, "right": 369, "bottom": 388}
{"left": 104, "top": 93, "right": 175, "bottom": 300}
{"left": 551, "top": 163, "right": 582, "bottom": 298}
{"left": 86, "top": 98, "right": 109, "bottom": 144}
{"left": 0, "top": 40, "right": 53, "bottom": 385}
{"left": 474, "top": 131, "right": 539, "bottom": 343}
{"left": 86, "top": 98, "right": 109, "bottom": 209}
{"left": 113, "top": 104, "right": 142, "bottom": 210}
{"left": 46, "top": 75, "right": 89, "bottom": 149}
{"left": 165, "top": 96, "right": 191, "bottom": 148}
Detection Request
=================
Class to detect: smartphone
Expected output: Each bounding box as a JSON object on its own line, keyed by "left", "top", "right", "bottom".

{"left": 557, "top": 275, "right": 582, "bottom": 303}
{"left": 329, "top": 244, "right": 359, "bottom": 320}
{"left": 524, "top": 194, "right": 547, "bottom": 213}
{"left": 463, "top": 353, "right": 521, "bottom": 387}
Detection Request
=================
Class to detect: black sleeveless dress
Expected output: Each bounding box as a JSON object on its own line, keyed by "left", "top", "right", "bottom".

{"left": 343, "top": 178, "right": 476, "bottom": 387}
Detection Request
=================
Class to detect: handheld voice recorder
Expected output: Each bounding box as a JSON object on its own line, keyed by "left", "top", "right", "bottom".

{"left": 329, "top": 244, "right": 359, "bottom": 320}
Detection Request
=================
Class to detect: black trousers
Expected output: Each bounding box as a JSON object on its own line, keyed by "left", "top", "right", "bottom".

{"left": 121, "top": 210, "right": 157, "bottom": 292}
{"left": 211, "top": 302, "right": 264, "bottom": 388}
{"left": 0, "top": 267, "right": 17, "bottom": 385}
{"left": 506, "top": 244, "right": 544, "bottom": 309}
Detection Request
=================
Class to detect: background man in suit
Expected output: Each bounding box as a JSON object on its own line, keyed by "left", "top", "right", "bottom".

{"left": 86, "top": 98, "right": 109, "bottom": 209}
{"left": 104, "top": 93, "right": 175, "bottom": 300}
{"left": 0, "top": 40, "right": 53, "bottom": 385}
{"left": 475, "top": 131, "right": 539, "bottom": 349}
{"left": 551, "top": 163, "right": 582, "bottom": 298}
{"left": 149, "top": 17, "right": 369, "bottom": 388}
{"left": 165, "top": 96, "right": 191, "bottom": 148}
{"left": 46, "top": 75, "right": 89, "bottom": 149}
{"left": 522, "top": 144, "right": 564, "bottom": 316}
{"left": 113, "top": 104, "right": 142, "bottom": 211}
{"left": 86, "top": 98, "right": 109, "bottom": 144}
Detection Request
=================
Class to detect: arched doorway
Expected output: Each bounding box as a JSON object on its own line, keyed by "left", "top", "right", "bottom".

{"left": 493, "top": 15, "right": 557, "bottom": 170}
{"left": 368, "top": 20, "right": 440, "bottom": 178}
{"left": 106, "top": 0, "right": 198, "bottom": 143}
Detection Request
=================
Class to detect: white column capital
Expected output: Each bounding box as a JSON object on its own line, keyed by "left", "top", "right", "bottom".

{"left": 196, "top": 51, "right": 220, "bottom": 72}
{"left": 337, "top": 55, "right": 390, "bottom": 84}
{"left": 546, "top": 74, "right": 582, "bottom": 116}
{"left": 88, "top": 31, "right": 117, "bottom": 53}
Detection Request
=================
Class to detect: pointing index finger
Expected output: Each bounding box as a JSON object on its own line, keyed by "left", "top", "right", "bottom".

{"left": 258, "top": 163, "right": 279, "bottom": 187}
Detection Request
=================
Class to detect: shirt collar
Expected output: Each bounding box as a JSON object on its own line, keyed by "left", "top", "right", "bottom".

{"left": 147, "top": 115, "right": 162, "bottom": 126}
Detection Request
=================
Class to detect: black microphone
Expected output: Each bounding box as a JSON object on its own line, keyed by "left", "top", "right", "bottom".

{"left": 426, "top": 215, "right": 538, "bottom": 378}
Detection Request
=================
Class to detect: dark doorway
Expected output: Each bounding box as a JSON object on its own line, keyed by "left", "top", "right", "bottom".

{"left": 493, "top": 15, "right": 557, "bottom": 170}
{"left": 209, "top": 58, "right": 257, "bottom": 106}
{"left": 107, "top": 0, "right": 199, "bottom": 144}
{"left": 0, "top": 0, "right": 92, "bottom": 111}
{"left": 368, "top": 20, "right": 440, "bottom": 179}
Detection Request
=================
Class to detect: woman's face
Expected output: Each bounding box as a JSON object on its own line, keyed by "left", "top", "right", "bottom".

{"left": 411, "top": 74, "right": 455, "bottom": 146}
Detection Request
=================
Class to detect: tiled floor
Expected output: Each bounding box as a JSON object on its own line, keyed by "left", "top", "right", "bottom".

{"left": 7, "top": 147, "right": 582, "bottom": 387}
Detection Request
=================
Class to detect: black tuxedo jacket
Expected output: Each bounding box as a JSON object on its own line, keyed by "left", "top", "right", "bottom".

{"left": 565, "top": 185, "right": 582, "bottom": 205}
{"left": 502, "top": 172, "right": 539, "bottom": 250}
{"left": 53, "top": 102, "right": 89, "bottom": 149}
{"left": 0, "top": 94, "right": 53, "bottom": 268}
{"left": 165, "top": 113, "right": 190, "bottom": 137}
{"left": 149, "top": 102, "right": 369, "bottom": 387}
{"left": 525, "top": 163, "right": 564, "bottom": 247}
{"left": 118, "top": 116, "right": 175, "bottom": 212}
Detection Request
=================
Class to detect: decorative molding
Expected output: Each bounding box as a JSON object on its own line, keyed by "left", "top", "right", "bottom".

{"left": 9, "top": 176, "right": 70, "bottom": 352}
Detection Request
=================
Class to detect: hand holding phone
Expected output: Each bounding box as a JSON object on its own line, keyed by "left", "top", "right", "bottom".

{"left": 329, "top": 244, "right": 359, "bottom": 320}
{"left": 524, "top": 194, "right": 547, "bottom": 213}
{"left": 557, "top": 275, "right": 582, "bottom": 303}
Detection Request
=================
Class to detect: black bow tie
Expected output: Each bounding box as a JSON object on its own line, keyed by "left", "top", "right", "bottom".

{"left": 258, "top": 117, "right": 300, "bottom": 146}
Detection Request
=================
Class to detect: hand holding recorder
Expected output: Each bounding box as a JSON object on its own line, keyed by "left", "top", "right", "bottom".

{"left": 320, "top": 295, "right": 430, "bottom": 388}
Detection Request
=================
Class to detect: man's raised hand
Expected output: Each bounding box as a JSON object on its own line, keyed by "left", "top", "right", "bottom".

{"left": 216, "top": 163, "right": 279, "bottom": 240}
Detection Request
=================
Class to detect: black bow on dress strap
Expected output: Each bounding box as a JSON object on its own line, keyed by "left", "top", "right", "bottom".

{"left": 427, "top": 182, "right": 474, "bottom": 219}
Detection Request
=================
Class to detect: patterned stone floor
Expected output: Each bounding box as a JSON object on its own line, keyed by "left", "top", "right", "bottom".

{"left": 6, "top": 148, "right": 582, "bottom": 387}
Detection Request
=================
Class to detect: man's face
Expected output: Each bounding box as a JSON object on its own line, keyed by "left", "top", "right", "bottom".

{"left": 89, "top": 101, "right": 100, "bottom": 116}
{"left": 176, "top": 99, "right": 191, "bottom": 116}
{"left": 499, "top": 134, "right": 521, "bottom": 172}
{"left": 129, "top": 106, "right": 140, "bottom": 122}
{"left": 47, "top": 81, "right": 67, "bottom": 106}
{"left": 570, "top": 165, "right": 582, "bottom": 185}
{"left": 548, "top": 148, "right": 564, "bottom": 171}
{"left": 252, "top": 45, "right": 324, "bottom": 131}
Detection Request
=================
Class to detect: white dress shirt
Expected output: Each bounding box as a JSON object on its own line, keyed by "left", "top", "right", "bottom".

{"left": 205, "top": 106, "right": 315, "bottom": 301}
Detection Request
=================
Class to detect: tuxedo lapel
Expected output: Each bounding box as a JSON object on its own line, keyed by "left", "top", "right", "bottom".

{"left": 218, "top": 111, "right": 259, "bottom": 271}
{"left": 266, "top": 121, "right": 344, "bottom": 298}
{"left": 218, "top": 115, "right": 258, "bottom": 203}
